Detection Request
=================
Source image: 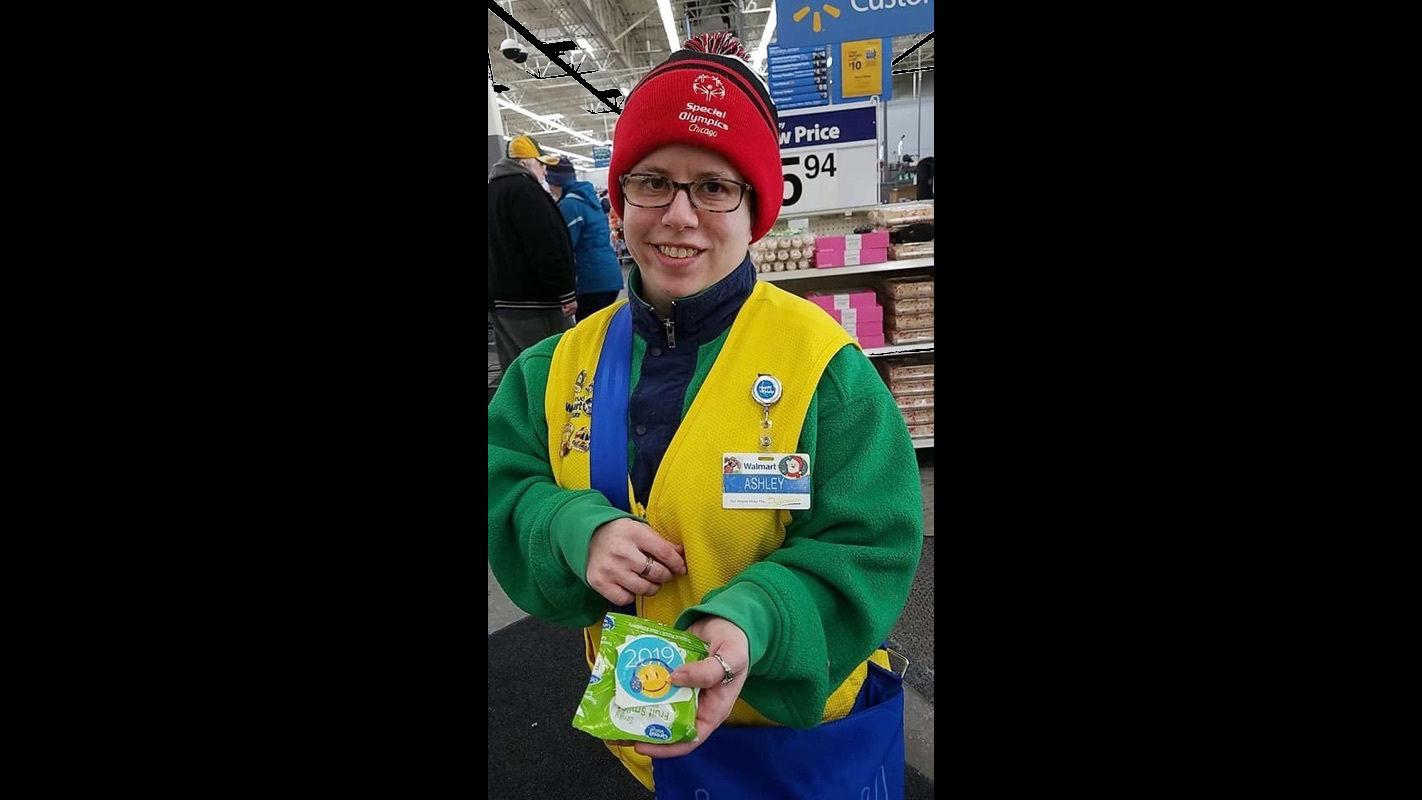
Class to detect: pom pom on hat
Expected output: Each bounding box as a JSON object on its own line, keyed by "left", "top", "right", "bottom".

{"left": 682, "top": 31, "right": 749, "bottom": 61}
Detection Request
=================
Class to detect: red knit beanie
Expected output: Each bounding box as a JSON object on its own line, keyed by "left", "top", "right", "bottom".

{"left": 608, "top": 33, "right": 781, "bottom": 242}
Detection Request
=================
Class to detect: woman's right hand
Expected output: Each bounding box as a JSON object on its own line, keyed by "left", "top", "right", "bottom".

{"left": 586, "top": 518, "right": 687, "bottom": 605}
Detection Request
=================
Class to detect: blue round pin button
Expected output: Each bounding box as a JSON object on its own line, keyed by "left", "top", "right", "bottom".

{"left": 751, "top": 375, "right": 782, "bottom": 405}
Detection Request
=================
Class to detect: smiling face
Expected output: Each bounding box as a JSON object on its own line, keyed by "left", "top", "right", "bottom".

{"left": 635, "top": 661, "right": 673, "bottom": 698}
{"left": 621, "top": 144, "right": 754, "bottom": 314}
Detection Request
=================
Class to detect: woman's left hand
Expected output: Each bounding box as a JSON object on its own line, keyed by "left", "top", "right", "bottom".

{"left": 633, "top": 615, "right": 750, "bottom": 759}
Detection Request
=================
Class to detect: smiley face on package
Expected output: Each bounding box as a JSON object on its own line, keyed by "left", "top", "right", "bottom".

{"left": 616, "top": 635, "right": 694, "bottom": 707}
{"left": 635, "top": 661, "right": 673, "bottom": 698}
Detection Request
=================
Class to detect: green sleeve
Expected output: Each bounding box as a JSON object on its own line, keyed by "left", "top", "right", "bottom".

{"left": 677, "top": 344, "right": 924, "bottom": 728}
{"left": 488, "top": 335, "right": 639, "bottom": 627}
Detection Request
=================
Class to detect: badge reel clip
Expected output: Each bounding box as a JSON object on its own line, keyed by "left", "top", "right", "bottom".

{"left": 751, "top": 374, "right": 782, "bottom": 452}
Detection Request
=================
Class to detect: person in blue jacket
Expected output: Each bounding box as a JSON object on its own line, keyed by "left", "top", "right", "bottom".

{"left": 545, "top": 158, "right": 626, "bottom": 322}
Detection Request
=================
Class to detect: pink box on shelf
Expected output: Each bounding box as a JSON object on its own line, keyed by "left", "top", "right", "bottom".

{"left": 816, "top": 231, "right": 891, "bottom": 252}
{"left": 805, "top": 289, "right": 879, "bottom": 312}
{"left": 814, "top": 248, "right": 888, "bottom": 268}
{"left": 856, "top": 333, "right": 886, "bottom": 348}
{"left": 807, "top": 296, "right": 885, "bottom": 340}
{"left": 835, "top": 311, "right": 886, "bottom": 342}
{"left": 825, "top": 304, "right": 883, "bottom": 324}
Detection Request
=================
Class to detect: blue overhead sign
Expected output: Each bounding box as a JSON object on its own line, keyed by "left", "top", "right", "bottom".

{"left": 768, "top": 44, "right": 831, "bottom": 111}
{"left": 592, "top": 145, "right": 611, "bottom": 168}
{"left": 772, "top": 0, "right": 933, "bottom": 50}
{"left": 768, "top": 38, "right": 892, "bottom": 110}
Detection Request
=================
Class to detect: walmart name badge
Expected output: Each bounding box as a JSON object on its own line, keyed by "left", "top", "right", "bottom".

{"left": 722, "top": 452, "right": 812, "bottom": 510}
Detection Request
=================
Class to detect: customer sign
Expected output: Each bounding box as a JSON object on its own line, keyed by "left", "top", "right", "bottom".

{"left": 773, "top": 0, "right": 932, "bottom": 50}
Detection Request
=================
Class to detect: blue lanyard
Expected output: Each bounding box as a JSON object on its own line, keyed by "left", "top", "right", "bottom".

{"left": 589, "top": 303, "right": 632, "bottom": 512}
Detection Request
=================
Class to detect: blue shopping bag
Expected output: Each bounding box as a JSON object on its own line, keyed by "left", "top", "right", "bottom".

{"left": 651, "top": 661, "right": 906, "bottom": 800}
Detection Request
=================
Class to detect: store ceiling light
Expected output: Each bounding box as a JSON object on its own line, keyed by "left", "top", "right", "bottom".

{"left": 496, "top": 97, "right": 604, "bottom": 146}
{"left": 542, "top": 143, "right": 594, "bottom": 163}
{"left": 576, "top": 37, "right": 595, "bottom": 52}
{"left": 656, "top": 0, "right": 679, "bottom": 52}
{"left": 750, "top": 5, "right": 777, "bottom": 72}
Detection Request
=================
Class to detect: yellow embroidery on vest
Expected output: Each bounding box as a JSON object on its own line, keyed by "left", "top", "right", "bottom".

{"left": 559, "top": 369, "right": 594, "bottom": 456}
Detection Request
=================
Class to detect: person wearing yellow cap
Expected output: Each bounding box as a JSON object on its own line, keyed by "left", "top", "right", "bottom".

{"left": 507, "top": 133, "right": 561, "bottom": 169}
{"left": 488, "top": 134, "right": 577, "bottom": 373}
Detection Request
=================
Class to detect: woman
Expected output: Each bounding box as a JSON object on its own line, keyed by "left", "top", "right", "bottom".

{"left": 488, "top": 32, "right": 923, "bottom": 796}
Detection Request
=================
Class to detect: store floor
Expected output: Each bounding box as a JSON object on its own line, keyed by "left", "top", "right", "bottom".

{"left": 487, "top": 456, "right": 938, "bottom": 792}
{"left": 487, "top": 614, "right": 935, "bottom": 798}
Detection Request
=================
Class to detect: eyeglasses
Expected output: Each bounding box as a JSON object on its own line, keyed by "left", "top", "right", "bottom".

{"left": 619, "top": 173, "right": 753, "bottom": 213}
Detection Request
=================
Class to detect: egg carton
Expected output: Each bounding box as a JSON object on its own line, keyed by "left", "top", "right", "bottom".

{"left": 887, "top": 328, "right": 934, "bottom": 345}
{"left": 902, "top": 408, "right": 935, "bottom": 426}
{"left": 888, "top": 377, "right": 934, "bottom": 396}
{"left": 883, "top": 296, "right": 934, "bottom": 314}
{"left": 886, "top": 363, "right": 935, "bottom": 380}
{"left": 868, "top": 202, "right": 935, "bottom": 227}
{"left": 886, "top": 312, "right": 935, "bottom": 330}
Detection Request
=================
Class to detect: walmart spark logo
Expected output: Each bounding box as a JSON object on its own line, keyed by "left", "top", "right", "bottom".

{"left": 792, "top": 4, "right": 841, "bottom": 34}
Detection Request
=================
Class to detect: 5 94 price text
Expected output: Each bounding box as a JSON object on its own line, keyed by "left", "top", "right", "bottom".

{"left": 781, "top": 153, "right": 838, "bottom": 207}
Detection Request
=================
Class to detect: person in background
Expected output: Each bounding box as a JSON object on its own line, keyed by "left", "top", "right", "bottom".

{"left": 916, "top": 156, "right": 935, "bottom": 200}
{"left": 598, "top": 187, "right": 612, "bottom": 215}
{"left": 546, "top": 158, "right": 624, "bottom": 322}
{"left": 487, "top": 135, "right": 577, "bottom": 370}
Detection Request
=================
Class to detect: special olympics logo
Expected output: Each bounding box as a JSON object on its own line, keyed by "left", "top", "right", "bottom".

{"left": 692, "top": 74, "right": 725, "bottom": 100}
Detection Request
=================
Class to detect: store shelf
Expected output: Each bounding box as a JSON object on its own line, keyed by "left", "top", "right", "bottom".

{"left": 863, "top": 342, "right": 934, "bottom": 358}
{"left": 759, "top": 257, "right": 934, "bottom": 283}
{"left": 912, "top": 437, "right": 934, "bottom": 449}
{"left": 775, "top": 203, "right": 883, "bottom": 220}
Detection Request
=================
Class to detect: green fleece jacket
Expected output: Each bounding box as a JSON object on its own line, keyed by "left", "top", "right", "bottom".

{"left": 487, "top": 312, "right": 923, "bottom": 728}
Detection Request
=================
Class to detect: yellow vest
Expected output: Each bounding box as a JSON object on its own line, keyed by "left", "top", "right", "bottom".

{"left": 546, "top": 281, "right": 889, "bottom": 789}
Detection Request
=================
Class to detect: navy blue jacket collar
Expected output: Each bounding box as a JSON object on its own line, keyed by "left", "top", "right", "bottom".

{"left": 627, "top": 255, "right": 755, "bottom": 349}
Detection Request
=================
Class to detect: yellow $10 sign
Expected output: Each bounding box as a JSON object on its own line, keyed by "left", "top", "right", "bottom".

{"left": 840, "top": 39, "right": 884, "bottom": 98}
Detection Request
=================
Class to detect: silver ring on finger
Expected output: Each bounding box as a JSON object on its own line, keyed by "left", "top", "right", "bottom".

{"left": 711, "top": 653, "right": 735, "bottom": 685}
{"left": 639, "top": 556, "right": 655, "bottom": 578}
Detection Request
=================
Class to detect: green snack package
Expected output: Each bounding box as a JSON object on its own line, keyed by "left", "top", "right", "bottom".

{"left": 572, "top": 612, "right": 708, "bottom": 744}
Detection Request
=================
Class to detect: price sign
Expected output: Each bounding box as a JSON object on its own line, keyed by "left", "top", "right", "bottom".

{"left": 777, "top": 101, "right": 878, "bottom": 214}
{"left": 840, "top": 39, "right": 884, "bottom": 98}
{"left": 780, "top": 147, "right": 877, "bottom": 213}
